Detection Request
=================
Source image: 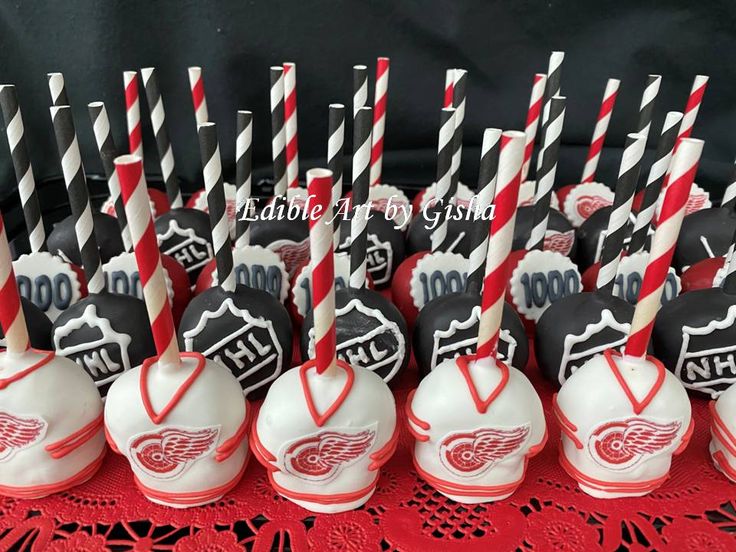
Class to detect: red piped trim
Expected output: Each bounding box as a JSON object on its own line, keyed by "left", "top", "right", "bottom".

{"left": 558, "top": 447, "right": 670, "bottom": 494}
{"left": 710, "top": 401, "right": 736, "bottom": 457}
{"left": 674, "top": 417, "right": 695, "bottom": 456}
{"left": 0, "top": 447, "right": 105, "bottom": 499}
{"left": 133, "top": 451, "right": 248, "bottom": 506}
{"left": 413, "top": 456, "right": 526, "bottom": 498}
{"left": 604, "top": 349, "right": 665, "bottom": 415}
{"left": 140, "top": 352, "right": 206, "bottom": 425}
{"left": 0, "top": 349, "right": 55, "bottom": 390}
{"left": 299, "top": 358, "right": 354, "bottom": 427}
{"left": 455, "top": 355, "right": 510, "bottom": 414}
{"left": 250, "top": 417, "right": 278, "bottom": 472}
{"left": 104, "top": 425, "right": 121, "bottom": 454}
{"left": 405, "top": 389, "right": 430, "bottom": 442}
{"left": 368, "top": 419, "right": 399, "bottom": 471}
{"left": 712, "top": 450, "right": 736, "bottom": 482}
{"left": 553, "top": 394, "right": 583, "bottom": 450}
{"left": 216, "top": 400, "right": 251, "bottom": 463}
{"left": 267, "top": 470, "right": 380, "bottom": 506}
{"left": 45, "top": 413, "right": 104, "bottom": 459}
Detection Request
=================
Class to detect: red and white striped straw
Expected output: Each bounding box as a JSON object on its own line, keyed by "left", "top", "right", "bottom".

{"left": 624, "top": 138, "right": 703, "bottom": 359}
{"left": 283, "top": 62, "right": 300, "bottom": 189}
{"left": 581, "top": 78, "right": 620, "bottom": 183}
{"left": 370, "top": 57, "right": 390, "bottom": 186}
{"left": 188, "top": 66, "right": 209, "bottom": 126}
{"left": 0, "top": 211, "right": 30, "bottom": 354}
{"left": 476, "top": 130, "right": 525, "bottom": 363}
{"left": 443, "top": 69, "right": 454, "bottom": 108}
{"left": 123, "top": 71, "right": 143, "bottom": 159}
{"left": 115, "top": 154, "right": 180, "bottom": 370}
{"left": 307, "top": 168, "right": 337, "bottom": 377}
{"left": 677, "top": 75, "right": 708, "bottom": 144}
{"left": 521, "top": 73, "right": 547, "bottom": 181}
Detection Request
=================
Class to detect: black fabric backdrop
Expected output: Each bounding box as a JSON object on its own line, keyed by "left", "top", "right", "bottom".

{"left": 1, "top": 0, "right": 735, "bottom": 238}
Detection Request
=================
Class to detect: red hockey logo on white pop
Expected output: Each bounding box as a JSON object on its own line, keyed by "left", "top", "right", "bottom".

{"left": 587, "top": 418, "right": 681, "bottom": 470}
{"left": 439, "top": 425, "right": 530, "bottom": 478}
{"left": 576, "top": 195, "right": 612, "bottom": 219}
{"left": 0, "top": 411, "right": 47, "bottom": 462}
{"left": 128, "top": 426, "right": 220, "bottom": 480}
{"left": 544, "top": 230, "right": 575, "bottom": 256}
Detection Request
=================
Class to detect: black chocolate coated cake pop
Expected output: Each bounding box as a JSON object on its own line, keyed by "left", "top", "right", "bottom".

{"left": 0, "top": 297, "right": 52, "bottom": 350}
{"left": 512, "top": 205, "right": 577, "bottom": 258}
{"left": 154, "top": 208, "right": 213, "bottom": 285}
{"left": 48, "top": 212, "right": 124, "bottom": 265}
{"left": 674, "top": 207, "right": 736, "bottom": 271}
{"left": 575, "top": 206, "right": 638, "bottom": 271}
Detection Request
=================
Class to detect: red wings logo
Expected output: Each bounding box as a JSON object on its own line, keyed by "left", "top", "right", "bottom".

{"left": 544, "top": 230, "right": 575, "bottom": 255}
{"left": 282, "top": 429, "right": 376, "bottom": 481}
{"left": 271, "top": 239, "right": 310, "bottom": 276}
{"left": 128, "top": 426, "right": 220, "bottom": 480}
{"left": 576, "top": 195, "right": 611, "bottom": 219}
{"left": 439, "top": 425, "right": 530, "bottom": 478}
{"left": 588, "top": 418, "right": 681, "bottom": 470}
{"left": 685, "top": 194, "right": 708, "bottom": 215}
{"left": 0, "top": 411, "right": 47, "bottom": 462}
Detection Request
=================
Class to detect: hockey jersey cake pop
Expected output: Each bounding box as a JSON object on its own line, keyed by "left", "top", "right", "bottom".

{"left": 253, "top": 169, "right": 397, "bottom": 513}
{"left": 301, "top": 107, "right": 408, "bottom": 384}
{"left": 0, "top": 210, "right": 105, "bottom": 499}
{"left": 408, "top": 131, "right": 546, "bottom": 503}
{"left": 178, "top": 123, "right": 292, "bottom": 398}
{"left": 48, "top": 106, "right": 155, "bottom": 397}
{"left": 554, "top": 138, "right": 702, "bottom": 498}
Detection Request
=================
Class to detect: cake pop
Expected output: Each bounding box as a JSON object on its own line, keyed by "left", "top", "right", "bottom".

{"left": 536, "top": 133, "right": 646, "bottom": 386}
{"left": 0, "top": 209, "right": 105, "bottom": 499}
{"left": 408, "top": 130, "right": 546, "bottom": 503}
{"left": 48, "top": 106, "right": 155, "bottom": 397}
{"left": 178, "top": 123, "right": 292, "bottom": 398}
{"left": 414, "top": 129, "right": 528, "bottom": 377}
{"left": 710, "top": 376, "right": 736, "bottom": 482}
{"left": 0, "top": 84, "right": 85, "bottom": 322}
{"left": 301, "top": 107, "right": 409, "bottom": 384}
{"left": 253, "top": 169, "right": 397, "bottom": 514}
{"left": 105, "top": 154, "right": 249, "bottom": 508}
{"left": 554, "top": 138, "right": 702, "bottom": 498}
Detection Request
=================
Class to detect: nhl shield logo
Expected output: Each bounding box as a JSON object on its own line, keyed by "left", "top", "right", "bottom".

{"left": 337, "top": 234, "right": 393, "bottom": 286}
{"left": 0, "top": 411, "right": 48, "bottom": 462}
{"left": 157, "top": 220, "right": 213, "bottom": 275}
{"left": 182, "top": 298, "right": 283, "bottom": 396}
{"left": 439, "top": 425, "right": 530, "bottom": 478}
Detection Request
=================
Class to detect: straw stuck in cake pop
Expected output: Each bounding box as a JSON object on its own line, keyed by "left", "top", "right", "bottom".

{"left": 283, "top": 62, "right": 300, "bottom": 190}
{"left": 235, "top": 110, "right": 253, "bottom": 248}
{"left": 635, "top": 74, "right": 662, "bottom": 141}
{"left": 353, "top": 64, "right": 368, "bottom": 117}
{"left": 47, "top": 72, "right": 69, "bottom": 107}
{"left": 521, "top": 73, "right": 546, "bottom": 182}
{"left": 370, "top": 57, "right": 390, "bottom": 186}
{"left": 124, "top": 71, "right": 143, "bottom": 160}
{"left": 327, "top": 103, "right": 345, "bottom": 248}
{"left": 188, "top": 66, "right": 209, "bottom": 126}
{"left": 580, "top": 78, "right": 620, "bottom": 184}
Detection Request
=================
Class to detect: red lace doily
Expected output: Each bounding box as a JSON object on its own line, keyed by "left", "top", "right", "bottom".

{"left": 2, "top": 347, "right": 736, "bottom": 551}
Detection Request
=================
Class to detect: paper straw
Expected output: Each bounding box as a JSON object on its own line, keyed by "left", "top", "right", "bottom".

{"left": 327, "top": 103, "right": 346, "bottom": 248}
{"left": 141, "top": 67, "right": 183, "bottom": 208}
{"left": 370, "top": 56, "right": 389, "bottom": 186}
{"left": 527, "top": 96, "right": 566, "bottom": 251}
{"left": 581, "top": 78, "right": 620, "bottom": 183}
{"left": 476, "top": 131, "right": 525, "bottom": 362}
{"left": 47, "top": 72, "right": 69, "bottom": 106}
{"left": 540, "top": 52, "right": 564, "bottom": 133}
{"left": 628, "top": 111, "right": 683, "bottom": 254}
{"left": 677, "top": 75, "right": 709, "bottom": 144}
{"left": 307, "top": 168, "right": 337, "bottom": 376}
{"left": 636, "top": 74, "right": 662, "bottom": 140}
{"left": 624, "top": 138, "right": 703, "bottom": 359}
{"left": 115, "top": 155, "right": 180, "bottom": 369}
{"left": 0, "top": 85, "right": 46, "bottom": 252}
{"left": 88, "top": 101, "right": 132, "bottom": 251}
{"left": 0, "top": 211, "right": 30, "bottom": 353}
{"left": 123, "top": 71, "right": 143, "bottom": 160}
{"left": 596, "top": 133, "right": 647, "bottom": 292}
{"left": 431, "top": 107, "right": 457, "bottom": 253}
{"left": 269, "top": 66, "right": 287, "bottom": 197}
{"left": 234, "top": 110, "right": 253, "bottom": 248}
{"left": 722, "top": 161, "right": 736, "bottom": 211}
{"left": 521, "top": 73, "right": 547, "bottom": 181}
{"left": 449, "top": 69, "right": 468, "bottom": 198}
{"left": 188, "top": 66, "right": 209, "bottom": 125}
{"left": 443, "top": 69, "right": 454, "bottom": 108}
{"left": 49, "top": 106, "right": 104, "bottom": 294}
{"left": 349, "top": 106, "right": 372, "bottom": 289}
{"left": 283, "top": 62, "right": 300, "bottom": 189}
{"left": 466, "top": 128, "right": 502, "bottom": 294}
{"left": 198, "top": 122, "right": 235, "bottom": 293}
{"left": 352, "top": 65, "right": 368, "bottom": 118}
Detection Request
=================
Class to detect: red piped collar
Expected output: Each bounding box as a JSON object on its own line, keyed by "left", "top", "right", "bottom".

{"left": 0, "top": 349, "right": 55, "bottom": 390}
{"left": 455, "top": 355, "right": 510, "bottom": 414}
{"left": 140, "top": 352, "right": 207, "bottom": 425}
{"left": 604, "top": 349, "right": 665, "bottom": 415}
{"left": 299, "top": 358, "right": 354, "bottom": 427}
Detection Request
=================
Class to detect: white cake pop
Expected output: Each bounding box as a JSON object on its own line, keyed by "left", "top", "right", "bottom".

{"left": 711, "top": 383, "right": 736, "bottom": 482}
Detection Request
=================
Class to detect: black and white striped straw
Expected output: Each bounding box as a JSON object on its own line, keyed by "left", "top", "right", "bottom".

{"left": 198, "top": 122, "right": 235, "bottom": 293}
{"left": 450, "top": 69, "right": 467, "bottom": 198}
{"left": 466, "top": 128, "right": 502, "bottom": 294}
{"left": 349, "top": 106, "right": 373, "bottom": 289}
{"left": 234, "top": 110, "right": 253, "bottom": 249}
{"left": 88, "top": 101, "right": 132, "bottom": 252}
{"left": 628, "top": 111, "right": 683, "bottom": 255}
{"left": 140, "top": 67, "right": 183, "bottom": 208}
{"left": 596, "top": 133, "right": 647, "bottom": 293}
{"left": 47, "top": 73, "right": 69, "bottom": 106}
{"left": 269, "top": 66, "right": 287, "bottom": 197}
{"left": 49, "top": 106, "right": 104, "bottom": 294}
{"left": 431, "top": 107, "right": 457, "bottom": 253}
{"left": 0, "top": 85, "right": 46, "bottom": 252}
{"left": 539, "top": 52, "right": 564, "bottom": 133}
{"left": 527, "top": 95, "right": 566, "bottom": 251}
{"left": 328, "top": 103, "right": 346, "bottom": 248}
{"left": 352, "top": 65, "right": 368, "bottom": 118}
{"left": 635, "top": 74, "right": 662, "bottom": 141}
{"left": 721, "top": 161, "right": 736, "bottom": 211}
